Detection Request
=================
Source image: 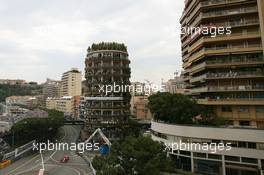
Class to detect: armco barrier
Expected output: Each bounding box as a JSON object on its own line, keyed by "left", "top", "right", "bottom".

{"left": 2, "top": 140, "right": 36, "bottom": 161}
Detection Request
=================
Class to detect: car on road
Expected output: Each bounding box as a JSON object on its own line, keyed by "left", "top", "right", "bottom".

{"left": 60, "top": 155, "right": 70, "bottom": 163}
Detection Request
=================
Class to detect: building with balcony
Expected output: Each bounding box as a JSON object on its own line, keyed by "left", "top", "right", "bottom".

{"left": 181, "top": 0, "right": 264, "bottom": 128}
{"left": 46, "top": 96, "right": 76, "bottom": 116}
{"left": 5, "top": 96, "right": 38, "bottom": 108}
{"left": 83, "top": 42, "right": 131, "bottom": 137}
{"left": 60, "top": 68, "right": 82, "bottom": 97}
{"left": 130, "top": 95, "right": 152, "bottom": 121}
{"left": 43, "top": 78, "right": 61, "bottom": 98}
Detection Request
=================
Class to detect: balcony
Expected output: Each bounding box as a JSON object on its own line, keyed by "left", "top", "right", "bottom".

{"left": 190, "top": 57, "right": 264, "bottom": 74}
{"left": 189, "top": 45, "right": 262, "bottom": 64}
{"left": 191, "top": 85, "right": 264, "bottom": 93}
{"left": 201, "top": 0, "right": 251, "bottom": 7}
{"left": 204, "top": 31, "right": 261, "bottom": 43}
{"left": 206, "top": 71, "right": 264, "bottom": 79}
{"left": 190, "top": 74, "right": 207, "bottom": 83}
{"left": 197, "top": 98, "right": 264, "bottom": 105}
{"left": 190, "top": 71, "right": 264, "bottom": 83}
{"left": 202, "top": 7, "right": 258, "bottom": 19}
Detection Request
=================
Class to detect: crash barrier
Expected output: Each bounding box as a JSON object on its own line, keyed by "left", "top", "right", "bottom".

{"left": 0, "top": 160, "right": 11, "bottom": 169}
{"left": 2, "top": 140, "right": 36, "bottom": 161}
{"left": 83, "top": 155, "right": 96, "bottom": 175}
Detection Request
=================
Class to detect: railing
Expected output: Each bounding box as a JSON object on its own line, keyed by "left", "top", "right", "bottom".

{"left": 2, "top": 140, "right": 36, "bottom": 160}
{"left": 203, "top": 7, "right": 258, "bottom": 17}
{"left": 207, "top": 71, "right": 264, "bottom": 78}
{"left": 201, "top": 0, "right": 248, "bottom": 6}
{"left": 190, "top": 57, "right": 264, "bottom": 73}
{"left": 190, "top": 74, "right": 207, "bottom": 83}
{"left": 204, "top": 31, "right": 260, "bottom": 39}
{"left": 205, "top": 44, "right": 262, "bottom": 51}
{"left": 190, "top": 71, "right": 264, "bottom": 83}
{"left": 192, "top": 85, "right": 264, "bottom": 93}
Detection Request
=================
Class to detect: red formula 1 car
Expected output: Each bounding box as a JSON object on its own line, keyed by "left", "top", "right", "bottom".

{"left": 60, "top": 155, "right": 70, "bottom": 163}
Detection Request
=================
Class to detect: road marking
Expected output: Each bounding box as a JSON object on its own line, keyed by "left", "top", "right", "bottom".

{"left": 4, "top": 127, "right": 67, "bottom": 175}
{"left": 4, "top": 154, "right": 39, "bottom": 175}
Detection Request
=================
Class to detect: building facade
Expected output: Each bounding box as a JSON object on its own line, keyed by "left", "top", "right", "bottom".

{"left": 181, "top": 0, "right": 264, "bottom": 128}
{"left": 130, "top": 95, "right": 152, "bottom": 120}
{"left": 162, "top": 76, "right": 189, "bottom": 94}
{"left": 46, "top": 96, "right": 75, "bottom": 116}
{"left": 43, "top": 78, "right": 61, "bottom": 98}
{"left": 61, "top": 68, "right": 82, "bottom": 97}
{"left": 151, "top": 121, "right": 264, "bottom": 175}
{"left": 83, "top": 42, "right": 131, "bottom": 136}
{"left": 5, "top": 96, "right": 38, "bottom": 108}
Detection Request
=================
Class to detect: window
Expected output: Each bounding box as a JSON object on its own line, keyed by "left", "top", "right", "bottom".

{"left": 241, "top": 157, "right": 258, "bottom": 164}
{"left": 180, "top": 151, "right": 191, "bottom": 156}
{"left": 222, "top": 106, "right": 232, "bottom": 112}
{"left": 208, "top": 154, "right": 221, "bottom": 160}
{"left": 239, "top": 121, "right": 250, "bottom": 126}
{"left": 225, "top": 155, "right": 240, "bottom": 162}
{"left": 248, "top": 142, "right": 256, "bottom": 149}
{"left": 256, "top": 106, "right": 264, "bottom": 113}
{"left": 239, "top": 107, "right": 249, "bottom": 113}
{"left": 238, "top": 142, "right": 247, "bottom": 148}
{"left": 193, "top": 152, "right": 206, "bottom": 158}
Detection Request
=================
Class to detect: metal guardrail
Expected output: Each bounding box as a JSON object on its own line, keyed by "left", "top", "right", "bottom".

{"left": 2, "top": 140, "right": 36, "bottom": 160}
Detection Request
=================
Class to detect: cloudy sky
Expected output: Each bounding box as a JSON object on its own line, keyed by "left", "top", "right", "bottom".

{"left": 0, "top": 0, "right": 185, "bottom": 84}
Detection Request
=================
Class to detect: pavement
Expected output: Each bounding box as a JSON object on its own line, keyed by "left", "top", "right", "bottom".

{"left": 0, "top": 125, "right": 93, "bottom": 175}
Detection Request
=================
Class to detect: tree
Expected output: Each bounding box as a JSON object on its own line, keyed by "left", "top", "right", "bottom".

{"left": 148, "top": 92, "right": 222, "bottom": 126}
{"left": 11, "top": 109, "right": 64, "bottom": 146}
{"left": 0, "top": 84, "right": 42, "bottom": 102}
{"left": 148, "top": 92, "right": 200, "bottom": 124}
{"left": 92, "top": 136, "right": 173, "bottom": 175}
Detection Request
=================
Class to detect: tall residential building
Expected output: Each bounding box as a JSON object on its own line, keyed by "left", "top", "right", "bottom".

{"left": 43, "top": 78, "right": 61, "bottom": 98}
{"left": 181, "top": 0, "right": 264, "bottom": 128}
{"left": 83, "top": 42, "right": 131, "bottom": 137}
{"left": 61, "top": 68, "right": 82, "bottom": 97}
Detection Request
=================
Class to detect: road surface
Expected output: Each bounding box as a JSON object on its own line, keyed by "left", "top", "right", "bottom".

{"left": 0, "top": 125, "right": 93, "bottom": 175}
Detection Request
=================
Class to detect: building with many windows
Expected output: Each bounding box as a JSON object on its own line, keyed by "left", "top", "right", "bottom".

{"left": 83, "top": 42, "right": 131, "bottom": 137}
{"left": 46, "top": 96, "right": 75, "bottom": 116}
{"left": 60, "top": 68, "right": 82, "bottom": 97}
{"left": 43, "top": 78, "right": 61, "bottom": 98}
{"left": 151, "top": 121, "right": 264, "bottom": 175}
{"left": 181, "top": 0, "right": 264, "bottom": 128}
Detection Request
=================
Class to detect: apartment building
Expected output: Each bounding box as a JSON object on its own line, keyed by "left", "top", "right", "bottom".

{"left": 181, "top": 0, "right": 264, "bottom": 128}
{"left": 5, "top": 96, "right": 38, "bottom": 107}
{"left": 83, "top": 42, "right": 131, "bottom": 137}
{"left": 61, "top": 68, "right": 82, "bottom": 97}
{"left": 46, "top": 96, "right": 75, "bottom": 116}
{"left": 130, "top": 95, "right": 152, "bottom": 120}
{"left": 43, "top": 78, "right": 61, "bottom": 98}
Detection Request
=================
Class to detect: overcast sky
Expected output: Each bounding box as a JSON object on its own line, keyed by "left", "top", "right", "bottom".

{"left": 0, "top": 0, "right": 185, "bottom": 84}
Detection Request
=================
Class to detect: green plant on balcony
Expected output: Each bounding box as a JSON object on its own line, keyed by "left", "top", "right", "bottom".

{"left": 87, "top": 42, "right": 127, "bottom": 52}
